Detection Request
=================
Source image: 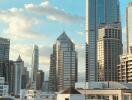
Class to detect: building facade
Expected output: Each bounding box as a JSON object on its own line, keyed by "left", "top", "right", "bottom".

{"left": 127, "top": 2, "right": 132, "bottom": 53}
{"left": 36, "top": 70, "right": 44, "bottom": 90}
{"left": 86, "top": 0, "right": 121, "bottom": 82}
{"left": 14, "top": 55, "right": 24, "bottom": 96}
{"left": 97, "top": 24, "right": 122, "bottom": 81}
{"left": 0, "top": 37, "right": 10, "bottom": 82}
{"left": 8, "top": 60, "right": 15, "bottom": 95}
{"left": 118, "top": 54, "right": 132, "bottom": 82}
{"left": 49, "top": 32, "right": 78, "bottom": 92}
{"left": 31, "top": 45, "right": 39, "bottom": 82}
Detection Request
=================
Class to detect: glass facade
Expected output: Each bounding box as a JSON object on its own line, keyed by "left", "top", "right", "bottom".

{"left": 49, "top": 32, "right": 78, "bottom": 92}
{"left": 86, "top": 0, "right": 121, "bottom": 82}
{"left": 97, "top": 25, "right": 122, "bottom": 81}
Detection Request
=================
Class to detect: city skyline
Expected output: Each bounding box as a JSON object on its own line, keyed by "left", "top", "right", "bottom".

{"left": 0, "top": 0, "right": 131, "bottom": 81}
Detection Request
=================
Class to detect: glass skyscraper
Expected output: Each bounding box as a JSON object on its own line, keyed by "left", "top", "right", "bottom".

{"left": 49, "top": 32, "right": 78, "bottom": 92}
{"left": 86, "top": 0, "right": 121, "bottom": 82}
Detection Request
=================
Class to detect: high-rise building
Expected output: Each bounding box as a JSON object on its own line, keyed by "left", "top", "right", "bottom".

{"left": 49, "top": 32, "right": 78, "bottom": 92}
{"left": 0, "top": 37, "right": 10, "bottom": 81}
{"left": 97, "top": 24, "right": 122, "bottom": 81}
{"left": 36, "top": 70, "right": 44, "bottom": 90}
{"left": 127, "top": 2, "right": 132, "bottom": 53}
{"left": 31, "top": 45, "right": 39, "bottom": 82}
{"left": 49, "top": 53, "right": 56, "bottom": 92}
{"left": 14, "top": 55, "right": 24, "bottom": 96}
{"left": 8, "top": 60, "right": 15, "bottom": 95}
{"left": 86, "top": 0, "right": 121, "bottom": 82}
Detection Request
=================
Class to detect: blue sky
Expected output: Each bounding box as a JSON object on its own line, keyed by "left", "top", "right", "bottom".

{"left": 0, "top": 0, "right": 131, "bottom": 80}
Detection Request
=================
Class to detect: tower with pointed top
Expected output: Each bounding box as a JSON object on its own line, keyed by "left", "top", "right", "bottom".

{"left": 14, "top": 55, "right": 24, "bottom": 95}
{"left": 49, "top": 32, "right": 78, "bottom": 92}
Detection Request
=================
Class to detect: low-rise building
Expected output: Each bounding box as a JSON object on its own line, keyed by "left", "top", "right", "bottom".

{"left": 57, "top": 88, "right": 85, "bottom": 100}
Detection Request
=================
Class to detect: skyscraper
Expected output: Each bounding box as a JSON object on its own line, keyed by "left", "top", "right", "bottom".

{"left": 97, "top": 24, "right": 122, "bottom": 81}
{"left": 8, "top": 60, "right": 15, "bottom": 95}
{"left": 126, "top": 2, "right": 132, "bottom": 53}
{"left": 0, "top": 37, "right": 10, "bottom": 83}
{"left": 86, "top": 0, "right": 121, "bottom": 82}
{"left": 49, "top": 32, "right": 78, "bottom": 92}
{"left": 31, "top": 45, "right": 39, "bottom": 82}
{"left": 14, "top": 55, "right": 24, "bottom": 96}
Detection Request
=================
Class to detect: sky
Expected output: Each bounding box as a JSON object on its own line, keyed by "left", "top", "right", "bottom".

{"left": 0, "top": 0, "right": 131, "bottom": 81}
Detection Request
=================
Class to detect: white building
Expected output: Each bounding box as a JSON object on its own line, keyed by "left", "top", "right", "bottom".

{"left": 57, "top": 88, "right": 85, "bottom": 100}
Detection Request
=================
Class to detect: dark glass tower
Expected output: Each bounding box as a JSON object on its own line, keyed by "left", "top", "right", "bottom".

{"left": 86, "top": 0, "right": 121, "bottom": 82}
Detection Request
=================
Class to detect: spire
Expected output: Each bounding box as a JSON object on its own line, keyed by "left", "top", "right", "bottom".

{"left": 17, "top": 54, "right": 22, "bottom": 61}
{"left": 57, "top": 32, "right": 72, "bottom": 43}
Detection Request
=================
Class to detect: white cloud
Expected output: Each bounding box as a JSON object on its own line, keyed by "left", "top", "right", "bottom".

{"left": 0, "top": 8, "right": 46, "bottom": 40}
{"left": 25, "top": 1, "right": 84, "bottom": 24}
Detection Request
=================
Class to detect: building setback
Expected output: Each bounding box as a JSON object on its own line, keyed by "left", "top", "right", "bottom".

{"left": 86, "top": 0, "right": 121, "bottom": 82}
{"left": 49, "top": 32, "right": 78, "bottom": 92}
{"left": 97, "top": 24, "right": 122, "bottom": 81}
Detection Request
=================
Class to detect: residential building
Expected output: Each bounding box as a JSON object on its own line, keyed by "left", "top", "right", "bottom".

{"left": 49, "top": 32, "right": 78, "bottom": 92}
{"left": 86, "top": 0, "right": 121, "bottom": 82}
{"left": 14, "top": 55, "right": 24, "bottom": 96}
{"left": 36, "top": 70, "right": 44, "bottom": 90}
{"left": 127, "top": 2, "right": 132, "bottom": 53}
{"left": 97, "top": 24, "right": 122, "bottom": 81}
{"left": 118, "top": 54, "right": 132, "bottom": 82}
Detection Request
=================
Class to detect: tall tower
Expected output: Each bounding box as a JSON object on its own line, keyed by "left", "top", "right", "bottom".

{"left": 49, "top": 32, "right": 78, "bottom": 92}
{"left": 0, "top": 37, "right": 10, "bottom": 82}
{"left": 126, "top": 2, "right": 132, "bottom": 53}
{"left": 14, "top": 55, "right": 24, "bottom": 96}
{"left": 86, "top": 0, "right": 121, "bottom": 82}
{"left": 97, "top": 24, "right": 122, "bottom": 81}
{"left": 32, "top": 45, "right": 39, "bottom": 82}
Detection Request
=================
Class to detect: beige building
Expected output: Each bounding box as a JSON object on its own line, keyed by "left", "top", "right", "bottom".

{"left": 97, "top": 24, "right": 122, "bottom": 81}
{"left": 78, "top": 89, "right": 132, "bottom": 100}
{"left": 118, "top": 54, "right": 132, "bottom": 82}
{"left": 127, "top": 2, "right": 132, "bottom": 53}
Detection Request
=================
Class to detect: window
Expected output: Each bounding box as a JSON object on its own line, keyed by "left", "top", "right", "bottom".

{"left": 65, "top": 98, "right": 69, "bottom": 100}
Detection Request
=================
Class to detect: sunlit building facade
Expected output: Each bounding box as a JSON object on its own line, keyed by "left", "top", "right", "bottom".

{"left": 97, "top": 24, "right": 122, "bottom": 81}
{"left": 86, "top": 0, "right": 121, "bottom": 82}
{"left": 49, "top": 32, "right": 78, "bottom": 92}
{"left": 127, "top": 2, "right": 132, "bottom": 53}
